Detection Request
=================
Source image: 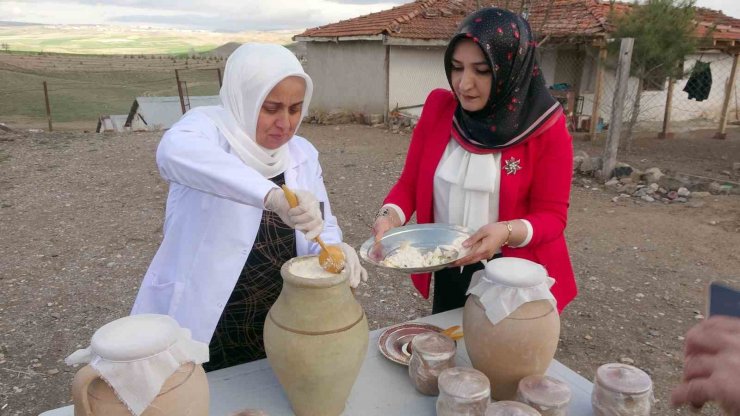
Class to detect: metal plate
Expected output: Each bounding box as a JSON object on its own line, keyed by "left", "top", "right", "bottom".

{"left": 359, "top": 223, "right": 473, "bottom": 273}
{"left": 377, "top": 322, "right": 444, "bottom": 366}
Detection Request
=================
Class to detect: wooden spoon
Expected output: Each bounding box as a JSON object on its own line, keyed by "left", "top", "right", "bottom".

{"left": 281, "top": 185, "right": 346, "bottom": 273}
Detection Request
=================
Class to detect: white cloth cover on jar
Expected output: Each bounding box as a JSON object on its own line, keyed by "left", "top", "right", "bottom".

{"left": 64, "top": 314, "right": 209, "bottom": 416}
{"left": 466, "top": 257, "right": 556, "bottom": 325}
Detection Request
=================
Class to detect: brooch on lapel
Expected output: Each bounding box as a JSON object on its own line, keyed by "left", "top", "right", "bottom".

{"left": 503, "top": 157, "right": 522, "bottom": 175}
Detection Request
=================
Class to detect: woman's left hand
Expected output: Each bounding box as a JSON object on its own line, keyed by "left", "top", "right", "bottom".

{"left": 339, "top": 242, "right": 368, "bottom": 288}
{"left": 452, "top": 223, "right": 509, "bottom": 267}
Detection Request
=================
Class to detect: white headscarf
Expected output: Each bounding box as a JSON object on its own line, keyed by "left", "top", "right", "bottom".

{"left": 191, "top": 43, "right": 313, "bottom": 178}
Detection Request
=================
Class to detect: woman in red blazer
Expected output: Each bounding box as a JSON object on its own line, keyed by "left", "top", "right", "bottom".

{"left": 372, "top": 8, "right": 577, "bottom": 313}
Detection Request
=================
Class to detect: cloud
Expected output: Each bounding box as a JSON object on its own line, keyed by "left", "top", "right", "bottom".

{"left": 0, "top": 0, "right": 406, "bottom": 30}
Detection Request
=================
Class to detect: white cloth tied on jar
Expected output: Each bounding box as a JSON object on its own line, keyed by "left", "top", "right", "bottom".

{"left": 466, "top": 257, "right": 557, "bottom": 325}
{"left": 65, "top": 314, "right": 209, "bottom": 416}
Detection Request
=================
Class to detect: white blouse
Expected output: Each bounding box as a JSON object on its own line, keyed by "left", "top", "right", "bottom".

{"left": 386, "top": 138, "right": 532, "bottom": 248}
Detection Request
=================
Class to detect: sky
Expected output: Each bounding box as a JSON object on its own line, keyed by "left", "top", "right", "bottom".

{"left": 0, "top": 0, "right": 738, "bottom": 32}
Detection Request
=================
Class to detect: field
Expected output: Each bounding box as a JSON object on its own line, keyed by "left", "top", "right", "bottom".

{"left": 0, "top": 24, "right": 297, "bottom": 55}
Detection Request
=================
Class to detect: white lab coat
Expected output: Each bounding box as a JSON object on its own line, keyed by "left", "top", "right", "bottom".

{"left": 131, "top": 111, "right": 342, "bottom": 343}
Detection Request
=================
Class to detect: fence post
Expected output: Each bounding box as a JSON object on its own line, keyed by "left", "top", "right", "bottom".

{"left": 658, "top": 77, "right": 675, "bottom": 139}
{"left": 601, "top": 38, "right": 634, "bottom": 181}
{"left": 589, "top": 44, "right": 607, "bottom": 140}
{"left": 715, "top": 52, "right": 739, "bottom": 140}
{"left": 42, "top": 81, "right": 53, "bottom": 132}
{"left": 175, "top": 69, "right": 186, "bottom": 115}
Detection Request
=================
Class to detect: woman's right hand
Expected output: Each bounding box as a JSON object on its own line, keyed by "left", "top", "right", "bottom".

{"left": 265, "top": 188, "right": 324, "bottom": 240}
{"left": 371, "top": 206, "right": 402, "bottom": 241}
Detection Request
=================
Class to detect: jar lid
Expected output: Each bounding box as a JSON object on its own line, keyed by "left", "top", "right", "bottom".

{"left": 91, "top": 314, "right": 179, "bottom": 361}
{"left": 484, "top": 257, "right": 548, "bottom": 288}
{"left": 438, "top": 367, "right": 490, "bottom": 400}
{"left": 595, "top": 363, "right": 652, "bottom": 394}
{"left": 411, "top": 332, "right": 456, "bottom": 360}
{"left": 517, "top": 374, "right": 571, "bottom": 407}
{"left": 485, "top": 401, "right": 541, "bottom": 416}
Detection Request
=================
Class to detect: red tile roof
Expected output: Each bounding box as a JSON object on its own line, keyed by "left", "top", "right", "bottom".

{"left": 296, "top": 0, "right": 740, "bottom": 44}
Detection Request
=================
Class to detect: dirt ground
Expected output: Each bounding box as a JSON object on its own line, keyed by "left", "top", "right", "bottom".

{"left": 1, "top": 122, "right": 739, "bottom": 415}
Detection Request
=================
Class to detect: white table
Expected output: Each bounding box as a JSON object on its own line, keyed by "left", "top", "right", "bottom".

{"left": 41, "top": 308, "right": 594, "bottom": 415}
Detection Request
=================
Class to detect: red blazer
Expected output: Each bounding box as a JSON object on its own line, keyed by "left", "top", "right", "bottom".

{"left": 384, "top": 89, "right": 577, "bottom": 312}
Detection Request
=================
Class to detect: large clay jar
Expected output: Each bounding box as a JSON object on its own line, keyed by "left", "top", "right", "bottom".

{"left": 463, "top": 257, "right": 560, "bottom": 400}
{"left": 68, "top": 314, "right": 209, "bottom": 416}
{"left": 264, "top": 255, "right": 369, "bottom": 416}
{"left": 72, "top": 362, "right": 208, "bottom": 416}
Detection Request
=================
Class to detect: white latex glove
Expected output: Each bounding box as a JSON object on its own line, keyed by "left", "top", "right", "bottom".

{"left": 264, "top": 188, "right": 324, "bottom": 240}
{"left": 340, "top": 242, "right": 368, "bottom": 288}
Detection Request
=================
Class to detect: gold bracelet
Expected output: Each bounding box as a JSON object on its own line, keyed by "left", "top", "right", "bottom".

{"left": 502, "top": 221, "right": 513, "bottom": 247}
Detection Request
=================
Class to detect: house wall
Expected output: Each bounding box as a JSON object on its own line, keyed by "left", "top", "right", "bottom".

{"left": 388, "top": 45, "right": 449, "bottom": 112}
{"left": 305, "top": 41, "right": 387, "bottom": 115}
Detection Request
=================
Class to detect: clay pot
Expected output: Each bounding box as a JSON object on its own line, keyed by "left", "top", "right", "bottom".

{"left": 69, "top": 314, "right": 209, "bottom": 416}
{"left": 72, "top": 362, "right": 208, "bottom": 416}
{"left": 264, "top": 256, "right": 369, "bottom": 416}
{"left": 462, "top": 258, "right": 560, "bottom": 400}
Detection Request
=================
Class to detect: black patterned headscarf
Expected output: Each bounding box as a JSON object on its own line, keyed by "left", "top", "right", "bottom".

{"left": 444, "top": 8, "right": 561, "bottom": 151}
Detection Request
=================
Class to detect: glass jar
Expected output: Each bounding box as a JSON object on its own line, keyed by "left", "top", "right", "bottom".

{"left": 407, "top": 332, "right": 456, "bottom": 395}
{"left": 436, "top": 367, "right": 490, "bottom": 416}
{"left": 516, "top": 374, "right": 571, "bottom": 416}
{"left": 592, "top": 363, "right": 653, "bottom": 416}
{"left": 485, "top": 401, "right": 541, "bottom": 416}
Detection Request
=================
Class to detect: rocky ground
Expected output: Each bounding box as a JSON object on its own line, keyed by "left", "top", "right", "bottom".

{"left": 0, "top": 123, "right": 739, "bottom": 415}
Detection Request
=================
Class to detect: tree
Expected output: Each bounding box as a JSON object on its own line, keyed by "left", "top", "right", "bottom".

{"left": 610, "top": 0, "right": 698, "bottom": 152}
{"left": 1, "top": 43, "right": 9, "bottom": 52}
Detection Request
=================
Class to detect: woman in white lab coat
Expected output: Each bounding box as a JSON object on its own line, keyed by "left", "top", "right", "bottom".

{"left": 132, "top": 43, "right": 367, "bottom": 371}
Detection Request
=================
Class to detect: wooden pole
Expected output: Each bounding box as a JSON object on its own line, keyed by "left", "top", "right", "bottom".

{"left": 384, "top": 44, "right": 390, "bottom": 124}
{"left": 175, "top": 69, "right": 186, "bottom": 115}
{"left": 589, "top": 46, "right": 607, "bottom": 140}
{"left": 42, "top": 81, "right": 52, "bottom": 132}
{"left": 601, "top": 38, "right": 634, "bottom": 181}
{"left": 715, "top": 52, "right": 739, "bottom": 140}
{"left": 216, "top": 68, "right": 222, "bottom": 88}
{"left": 658, "top": 77, "right": 675, "bottom": 139}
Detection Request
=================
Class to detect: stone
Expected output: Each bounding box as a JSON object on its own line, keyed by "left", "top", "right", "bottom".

{"left": 47, "top": 368, "right": 59, "bottom": 375}
{"left": 643, "top": 167, "right": 664, "bottom": 184}
{"left": 572, "top": 155, "right": 585, "bottom": 171}
{"left": 574, "top": 150, "right": 590, "bottom": 160}
{"left": 622, "top": 184, "right": 638, "bottom": 195}
{"left": 579, "top": 157, "right": 598, "bottom": 175}
{"left": 658, "top": 176, "right": 688, "bottom": 191}
{"left": 619, "top": 357, "right": 635, "bottom": 364}
{"left": 367, "top": 114, "right": 384, "bottom": 125}
{"left": 676, "top": 197, "right": 688, "bottom": 203}
{"left": 605, "top": 178, "right": 620, "bottom": 189}
{"left": 629, "top": 168, "right": 644, "bottom": 183}
{"left": 733, "top": 162, "right": 740, "bottom": 172}
{"left": 619, "top": 177, "right": 633, "bottom": 185}
{"left": 641, "top": 195, "right": 655, "bottom": 202}
{"left": 677, "top": 187, "right": 691, "bottom": 197}
{"left": 613, "top": 162, "right": 634, "bottom": 179}
{"left": 648, "top": 183, "right": 660, "bottom": 193}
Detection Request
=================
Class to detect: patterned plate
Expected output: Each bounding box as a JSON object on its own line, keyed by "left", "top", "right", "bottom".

{"left": 377, "top": 322, "right": 444, "bottom": 366}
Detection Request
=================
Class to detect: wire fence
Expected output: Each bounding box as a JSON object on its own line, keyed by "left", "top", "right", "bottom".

{"left": 0, "top": 53, "right": 225, "bottom": 129}
{"left": 538, "top": 41, "right": 738, "bottom": 138}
